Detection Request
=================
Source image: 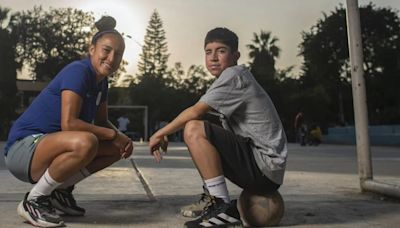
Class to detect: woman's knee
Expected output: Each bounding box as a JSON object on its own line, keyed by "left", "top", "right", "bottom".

{"left": 183, "top": 120, "right": 206, "bottom": 144}
{"left": 71, "top": 132, "right": 99, "bottom": 158}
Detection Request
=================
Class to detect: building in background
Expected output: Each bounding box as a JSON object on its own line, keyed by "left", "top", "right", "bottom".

{"left": 15, "top": 80, "right": 48, "bottom": 113}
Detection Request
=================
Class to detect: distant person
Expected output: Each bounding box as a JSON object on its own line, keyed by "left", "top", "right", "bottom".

{"left": 295, "top": 111, "right": 309, "bottom": 145}
{"left": 294, "top": 111, "right": 304, "bottom": 143}
{"left": 309, "top": 124, "right": 322, "bottom": 146}
{"left": 149, "top": 27, "right": 288, "bottom": 227}
{"left": 3, "top": 16, "right": 133, "bottom": 227}
{"left": 299, "top": 122, "right": 308, "bottom": 146}
{"left": 117, "top": 115, "right": 130, "bottom": 134}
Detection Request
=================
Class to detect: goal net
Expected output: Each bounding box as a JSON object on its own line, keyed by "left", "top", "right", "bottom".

{"left": 108, "top": 105, "right": 148, "bottom": 142}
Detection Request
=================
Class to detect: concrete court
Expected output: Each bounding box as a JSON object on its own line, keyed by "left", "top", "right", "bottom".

{"left": 1, "top": 142, "right": 399, "bottom": 227}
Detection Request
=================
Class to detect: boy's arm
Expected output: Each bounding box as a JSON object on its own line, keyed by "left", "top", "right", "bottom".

{"left": 149, "top": 101, "right": 212, "bottom": 161}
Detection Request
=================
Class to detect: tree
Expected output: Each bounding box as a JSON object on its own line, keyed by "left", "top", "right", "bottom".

{"left": 130, "top": 9, "right": 172, "bottom": 131}
{"left": 129, "top": 10, "right": 215, "bottom": 135}
{"left": 165, "top": 62, "right": 213, "bottom": 114}
{"left": 0, "top": 7, "right": 18, "bottom": 139}
{"left": 299, "top": 3, "right": 400, "bottom": 125}
{"left": 168, "top": 62, "right": 212, "bottom": 95}
{"left": 247, "top": 31, "right": 281, "bottom": 89}
{"left": 9, "top": 6, "right": 95, "bottom": 81}
{"left": 108, "top": 59, "right": 128, "bottom": 87}
{"left": 136, "top": 9, "right": 169, "bottom": 81}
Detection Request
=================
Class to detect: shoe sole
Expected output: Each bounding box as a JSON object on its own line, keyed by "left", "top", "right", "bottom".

{"left": 17, "top": 201, "right": 64, "bottom": 227}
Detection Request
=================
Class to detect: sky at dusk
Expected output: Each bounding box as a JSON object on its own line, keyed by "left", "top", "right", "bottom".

{"left": 1, "top": 0, "right": 400, "bottom": 79}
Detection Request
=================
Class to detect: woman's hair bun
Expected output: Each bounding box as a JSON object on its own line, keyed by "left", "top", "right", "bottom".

{"left": 95, "top": 16, "right": 117, "bottom": 31}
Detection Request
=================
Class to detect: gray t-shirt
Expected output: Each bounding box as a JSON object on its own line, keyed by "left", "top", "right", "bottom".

{"left": 200, "top": 65, "right": 287, "bottom": 184}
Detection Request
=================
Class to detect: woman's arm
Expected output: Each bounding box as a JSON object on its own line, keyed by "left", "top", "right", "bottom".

{"left": 95, "top": 100, "right": 133, "bottom": 156}
{"left": 60, "top": 90, "right": 116, "bottom": 140}
{"left": 61, "top": 90, "right": 133, "bottom": 157}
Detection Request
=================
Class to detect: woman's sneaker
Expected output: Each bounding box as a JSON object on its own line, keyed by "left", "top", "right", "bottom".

{"left": 17, "top": 192, "right": 64, "bottom": 227}
{"left": 184, "top": 196, "right": 242, "bottom": 228}
{"left": 50, "top": 186, "right": 85, "bottom": 216}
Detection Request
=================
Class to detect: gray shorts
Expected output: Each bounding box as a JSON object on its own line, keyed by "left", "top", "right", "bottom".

{"left": 5, "top": 134, "right": 45, "bottom": 184}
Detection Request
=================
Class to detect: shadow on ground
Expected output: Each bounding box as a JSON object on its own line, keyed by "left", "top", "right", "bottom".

{"left": 61, "top": 193, "right": 400, "bottom": 227}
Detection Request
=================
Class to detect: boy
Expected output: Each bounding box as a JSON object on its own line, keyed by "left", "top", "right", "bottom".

{"left": 149, "top": 27, "right": 287, "bottom": 228}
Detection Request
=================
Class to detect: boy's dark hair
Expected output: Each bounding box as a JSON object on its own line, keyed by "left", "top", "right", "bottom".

{"left": 204, "top": 27, "right": 238, "bottom": 52}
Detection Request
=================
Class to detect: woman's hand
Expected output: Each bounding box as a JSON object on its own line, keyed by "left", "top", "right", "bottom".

{"left": 112, "top": 130, "right": 134, "bottom": 159}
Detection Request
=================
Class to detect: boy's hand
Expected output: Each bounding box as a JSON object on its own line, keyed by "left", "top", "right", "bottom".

{"left": 149, "top": 135, "right": 168, "bottom": 163}
{"left": 160, "top": 135, "right": 168, "bottom": 152}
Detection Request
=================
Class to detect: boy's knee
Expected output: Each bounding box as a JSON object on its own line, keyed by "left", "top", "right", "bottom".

{"left": 183, "top": 120, "right": 205, "bottom": 144}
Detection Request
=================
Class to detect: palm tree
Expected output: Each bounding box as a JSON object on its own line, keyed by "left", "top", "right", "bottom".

{"left": 247, "top": 31, "right": 281, "bottom": 84}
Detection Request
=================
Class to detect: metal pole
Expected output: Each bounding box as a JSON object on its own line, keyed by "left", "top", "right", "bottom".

{"left": 362, "top": 180, "right": 400, "bottom": 198}
{"left": 144, "top": 106, "right": 148, "bottom": 141}
{"left": 345, "top": 0, "right": 373, "bottom": 183}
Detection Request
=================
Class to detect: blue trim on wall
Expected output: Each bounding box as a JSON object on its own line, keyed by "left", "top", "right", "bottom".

{"left": 323, "top": 125, "right": 400, "bottom": 146}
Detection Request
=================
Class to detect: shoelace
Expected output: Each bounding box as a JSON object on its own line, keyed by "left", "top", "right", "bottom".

{"left": 34, "top": 196, "right": 56, "bottom": 213}
{"left": 198, "top": 193, "right": 211, "bottom": 204}
{"left": 58, "top": 189, "right": 77, "bottom": 205}
{"left": 199, "top": 196, "right": 218, "bottom": 218}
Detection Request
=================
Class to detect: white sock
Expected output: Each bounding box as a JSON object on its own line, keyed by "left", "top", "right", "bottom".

{"left": 204, "top": 175, "right": 230, "bottom": 203}
{"left": 28, "top": 169, "right": 62, "bottom": 200}
{"left": 58, "top": 168, "right": 91, "bottom": 189}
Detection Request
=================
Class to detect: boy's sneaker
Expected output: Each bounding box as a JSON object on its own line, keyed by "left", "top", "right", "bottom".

{"left": 184, "top": 196, "right": 243, "bottom": 228}
{"left": 17, "top": 192, "right": 64, "bottom": 227}
{"left": 181, "top": 192, "right": 212, "bottom": 218}
{"left": 50, "top": 186, "right": 85, "bottom": 216}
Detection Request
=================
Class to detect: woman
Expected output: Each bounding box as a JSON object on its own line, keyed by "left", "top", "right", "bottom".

{"left": 4, "top": 16, "right": 133, "bottom": 227}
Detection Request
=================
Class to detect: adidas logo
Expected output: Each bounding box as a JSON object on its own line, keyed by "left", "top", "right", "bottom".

{"left": 199, "top": 212, "right": 241, "bottom": 227}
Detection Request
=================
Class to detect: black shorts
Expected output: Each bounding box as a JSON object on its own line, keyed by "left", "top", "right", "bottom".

{"left": 204, "top": 121, "right": 280, "bottom": 194}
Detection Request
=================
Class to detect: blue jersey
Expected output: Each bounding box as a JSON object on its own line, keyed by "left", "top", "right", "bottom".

{"left": 4, "top": 58, "right": 108, "bottom": 154}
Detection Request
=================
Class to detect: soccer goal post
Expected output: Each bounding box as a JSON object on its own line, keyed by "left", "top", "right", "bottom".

{"left": 346, "top": 0, "right": 400, "bottom": 198}
{"left": 108, "top": 105, "right": 148, "bottom": 141}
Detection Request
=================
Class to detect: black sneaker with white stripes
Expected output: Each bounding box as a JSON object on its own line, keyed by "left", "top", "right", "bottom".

{"left": 184, "top": 196, "right": 242, "bottom": 228}
{"left": 17, "top": 192, "right": 64, "bottom": 227}
{"left": 50, "top": 186, "right": 85, "bottom": 216}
